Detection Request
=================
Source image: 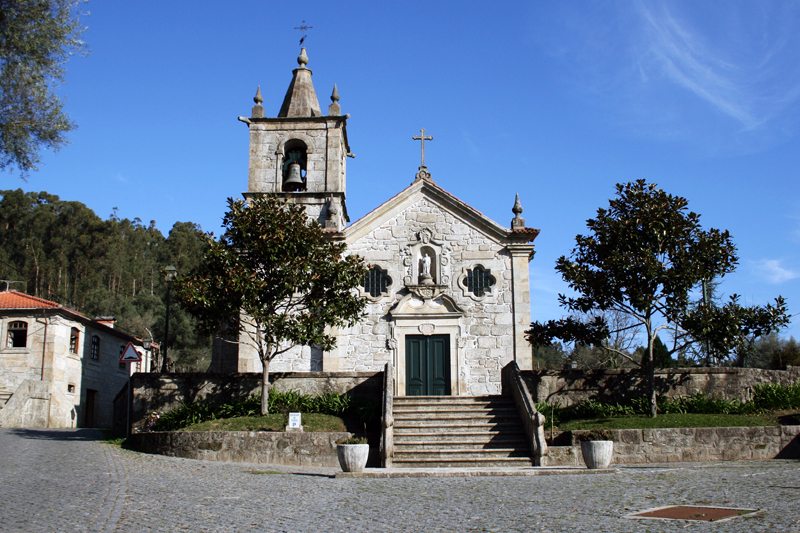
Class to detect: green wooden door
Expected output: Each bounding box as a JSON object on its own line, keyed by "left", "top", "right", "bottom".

{"left": 406, "top": 335, "right": 450, "bottom": 396}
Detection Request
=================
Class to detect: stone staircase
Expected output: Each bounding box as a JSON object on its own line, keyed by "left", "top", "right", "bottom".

{"left": 392, "top": 395, "right": 533, "bottom": 468}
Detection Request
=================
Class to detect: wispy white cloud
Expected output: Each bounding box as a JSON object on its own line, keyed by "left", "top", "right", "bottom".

{"left": 635, "top": 1, "right": 800, "bottom": 131}
{"left": 115, "top": 173, "right": 128, "bottom": 183}
{"left": 754, "top": 259, "right": 799, "bottom": 284}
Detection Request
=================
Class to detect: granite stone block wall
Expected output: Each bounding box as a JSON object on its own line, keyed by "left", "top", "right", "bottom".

{"left": 545, "top": 425, "right": 800, "bottom": 466}
{"left": 132, "top": 430, "right": 352, "bottom": 467}
{"left": 122, "top": 371, "right": 382, "bottom": 433}
{"left": 524, "top": 366, "right": 800, "bottom": 406}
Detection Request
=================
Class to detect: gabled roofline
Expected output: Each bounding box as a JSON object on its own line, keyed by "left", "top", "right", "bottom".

{"left": 344, "top": 179, "right": 539, "bottom": 244}
{"left": 0, "top": 291, "right": 151, "bottom": 347}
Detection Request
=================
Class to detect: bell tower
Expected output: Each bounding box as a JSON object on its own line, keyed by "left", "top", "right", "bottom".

{"left": 241, "top": 48, "right": 352, "bottom": 231}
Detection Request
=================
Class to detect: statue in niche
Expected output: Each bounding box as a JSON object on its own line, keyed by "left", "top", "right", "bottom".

{"left": 419, "top": 251, "right": 434, "bottom": 285}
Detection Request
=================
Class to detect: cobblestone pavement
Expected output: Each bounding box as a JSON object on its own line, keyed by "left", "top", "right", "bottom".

{"left": 1, "top": 428, "right": 799, "bottom": 533}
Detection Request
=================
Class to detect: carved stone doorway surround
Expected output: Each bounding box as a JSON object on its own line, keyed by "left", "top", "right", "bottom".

{"left": 388, "top": 293, "right": 465, "bottom": 397}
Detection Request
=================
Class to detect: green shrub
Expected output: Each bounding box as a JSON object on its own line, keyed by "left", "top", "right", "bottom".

{"left": 750, "top": 382, "right": 800, "bottom": 411}
{"left": 150, "top": 388, "right": 380, "bottom": 432}
{"left": 533, "top": 380, "right": 799, "bottom": 427}
{"left": 575, "top": 428, "right": 614, "bottom": 442}
{"left": 337, "top": 436, "right": 368, "bottom": 445}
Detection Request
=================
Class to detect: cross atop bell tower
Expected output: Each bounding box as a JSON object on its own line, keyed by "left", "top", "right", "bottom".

{"left": 240, "top": 48, "right": 353, "bottom": 231}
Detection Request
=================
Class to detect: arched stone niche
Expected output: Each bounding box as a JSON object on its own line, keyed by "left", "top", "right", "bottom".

{"left": 403, "top": 229, "right": 449, "bottom": 288}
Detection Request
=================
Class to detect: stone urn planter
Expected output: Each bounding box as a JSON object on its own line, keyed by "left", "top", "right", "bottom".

{"left": 337, "top": 438, "right": 369, "bottom": 472}
{"left": 577, "top": 429, "right": 614, "bottom": 469}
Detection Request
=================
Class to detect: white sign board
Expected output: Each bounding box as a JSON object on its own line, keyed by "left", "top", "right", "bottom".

{"left": 288, "top": 412, "right": 302, "bottom": 429}
{"left": 119, "top": 342, "right": 142, "bottom": 363}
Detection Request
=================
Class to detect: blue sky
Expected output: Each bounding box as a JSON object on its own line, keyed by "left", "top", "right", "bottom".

{"left": 12, "top": 1, "right": 800, "bottom": 338}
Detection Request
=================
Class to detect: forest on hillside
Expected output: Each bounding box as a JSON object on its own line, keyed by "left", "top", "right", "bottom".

{"left": 0, "top": 189, "right": 212, "bottom": 371}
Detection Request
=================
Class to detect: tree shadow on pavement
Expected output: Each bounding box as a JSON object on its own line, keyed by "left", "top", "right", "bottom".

{"left": 6, "top": 428, "right": 103, "bottom": 441}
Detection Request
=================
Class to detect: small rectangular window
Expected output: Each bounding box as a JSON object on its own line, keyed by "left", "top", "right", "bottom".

{"left": 69, "top": 328, "right": 79, "bottom": 354}
{"left": 119, "top": 345, "right": 126, "bottom": 370}
{"left": 90, "top": 336, "right": 100, "bottom": 360}
{"left": 7, "top": 321, "right": 28, "bottom": 348}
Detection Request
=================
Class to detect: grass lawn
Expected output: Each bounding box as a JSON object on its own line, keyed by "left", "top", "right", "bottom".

{"left": 556, "top": 411, "right": 798, "bottom": 431}
{"left": 183, "top": 413, "right": 350, "bottom": 432}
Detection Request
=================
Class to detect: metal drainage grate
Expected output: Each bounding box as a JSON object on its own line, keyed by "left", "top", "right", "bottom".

{"left": 624, "top": 505, "right": 760, "bottom": 522}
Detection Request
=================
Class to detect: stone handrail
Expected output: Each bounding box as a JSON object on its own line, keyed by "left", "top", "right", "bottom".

{"left": 380, "top": 361, "right": 394, "bottom": 467}
{"left": 502, "top": 361, "right": 548, "bottom": 465}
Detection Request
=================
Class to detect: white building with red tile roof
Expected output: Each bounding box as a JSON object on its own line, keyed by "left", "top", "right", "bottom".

{"left": 0, "top": 290, "right": 155, "bottom": 428}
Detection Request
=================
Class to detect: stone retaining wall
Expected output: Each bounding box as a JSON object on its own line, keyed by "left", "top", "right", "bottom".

{"left": 545, "top": 425, "right": 800, "bottom": 466}
{"left": 117, "top": 371, "right": 382, "bottom": 433}
{"left": 131, "top": 431, "right": 351, "bottom": 467}
{"left": 524, "top": 366, "right": 800, "bottom": 406}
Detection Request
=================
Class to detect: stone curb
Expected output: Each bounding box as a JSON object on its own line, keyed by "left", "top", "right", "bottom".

{"left": 335, "top": 467, "right": 618, "bottom": 478}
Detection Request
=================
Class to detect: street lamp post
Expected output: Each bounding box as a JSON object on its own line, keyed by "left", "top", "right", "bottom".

{"left": 162, "top": 265, "right": 177, "bottom": 373}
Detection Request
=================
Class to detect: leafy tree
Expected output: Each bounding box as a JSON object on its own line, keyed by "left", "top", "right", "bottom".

{"left": 173, "top": 196, "right": 368, "bottom": 414}
{"left": 651, "top": 336, "right": 673, "bottom": 368}
{"left": 527, "top": 181, "right": 790, "bottom": 417}
{"left": 682, "top": 294, "right": 789, "bottom": 368}
{"left": 0, "top": 0, "right": 88, "bottom": 178}
{"left": 532, "top": 342, "right": 566, "bottom": 370}
{"left": 0, "top": 189, "right": 212, "bottom": 369}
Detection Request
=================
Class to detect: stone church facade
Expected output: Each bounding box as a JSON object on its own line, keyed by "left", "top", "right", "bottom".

{"left": 225, "top": 48, "right": 539, "bottom": 396}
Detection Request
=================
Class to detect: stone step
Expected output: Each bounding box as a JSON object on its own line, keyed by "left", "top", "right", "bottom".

{"left": 394, "top": 396, "right": 513, "bottom": 405}
{"left": 395, "top": 419, "right": 523, "bottom": 429}
{"left": 394, "top": 412, "right": 519, "bottom": 422}
{"left": 390, "top": 395, "right": 532, "bottom": 468}
{"left": 394, "top": 448, "right": 531, "bottom": 459}
{"left": 395, "top": 441, "right": 529, "bottom": 451}
{"left": 394, "top": 432, "right": 527, "bottom": 443}
{"left": 391, "top": 456, "right": 534, "bottom": 468}
{"left": 393, "top": 403, "right": 517, "bottom": 413}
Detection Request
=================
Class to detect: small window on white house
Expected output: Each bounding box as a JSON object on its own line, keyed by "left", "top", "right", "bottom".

{"left": 70, "top": 328, "right": 79, "bottom": 354}
{"left": 90, "top": 336, "right": 100, "bottom": 360}
{"left": 119, "top": 345, "right": 126, "bottom": 370}
{"left": 7, "top": 321, "right": 27, "bottom": 348}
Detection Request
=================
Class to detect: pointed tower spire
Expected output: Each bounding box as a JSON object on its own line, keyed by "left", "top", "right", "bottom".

{"left": 511, "top": 194, "right": 525, "bottom": 229}
{"left": 328, "top": 84, "right": 341, "bottom": 116}
{"left": 278, "top": 47, "right": 322, "bottom": 117}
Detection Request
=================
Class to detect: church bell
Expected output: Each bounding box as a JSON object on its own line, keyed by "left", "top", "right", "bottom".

{"left": 284, "top": 162, "right": 304, "bottom": 191}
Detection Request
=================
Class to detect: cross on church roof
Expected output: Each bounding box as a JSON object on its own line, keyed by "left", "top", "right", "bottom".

{"left": 412, "top": 128, "right": 434, "bottom": 182}
{"left": 295, "top": 21, "right": 313, "bottom": 46}
{"left": 413, "top": 128, "right": 433, "bottom": 167}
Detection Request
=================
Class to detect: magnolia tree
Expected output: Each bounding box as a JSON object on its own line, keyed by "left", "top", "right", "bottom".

{"left": 527, "top": 181, "right": 789, "bottom": 417}
{"left": 174, "top": 196, "right": 367, "bottom": 414}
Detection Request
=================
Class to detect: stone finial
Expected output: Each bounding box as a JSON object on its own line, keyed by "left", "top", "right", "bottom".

{"left": 511, "top": 193, "right": 525, "bottom": 229}
{"left": 298, "top": 47, "right": 309, "bottom": 68}
{"left": 325, "top": 198, "right": 340, "bottom": 230}
{"left": 251, "top": 85, "right": 264, "bottom": 118}
{"left": 328, "top": 84, "right": 341, "bottom": 116}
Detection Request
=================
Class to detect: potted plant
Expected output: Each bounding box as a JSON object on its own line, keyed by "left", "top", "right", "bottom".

{"left": 336, "top": 436, "right": 369, "bottom": 472}
{"left": 577, "top": 429, "right": 614, "bottom": 469}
